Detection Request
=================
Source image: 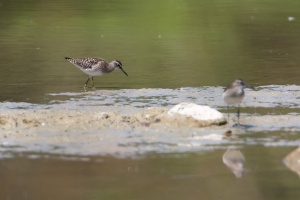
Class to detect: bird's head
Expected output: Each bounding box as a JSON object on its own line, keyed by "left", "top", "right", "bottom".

{"left": 113, "top": 60, "right": 128, "bottom": 76}
{"left": 234, "top": 79, "right": 255, "bottom": 90}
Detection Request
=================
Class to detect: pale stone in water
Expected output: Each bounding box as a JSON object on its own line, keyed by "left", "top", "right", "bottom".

{"left": 168, "top": 102, "right": 225, "bottom": 121}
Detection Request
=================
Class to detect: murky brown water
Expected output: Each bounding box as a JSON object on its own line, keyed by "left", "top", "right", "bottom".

{"left": 1, "top": 86, "right": 300, "bottom": 200}
{"left": 1, "top": 0, "right": 300, "bottom": 199}
{"left": 1, "top": 146, "right": 300, "bottom": 200}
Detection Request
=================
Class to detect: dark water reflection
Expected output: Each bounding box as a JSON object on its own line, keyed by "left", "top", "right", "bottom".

{"left": 1, "top": 146, "right": 300, "bottom": 200}
{"left": 1, "top": 0, "right": 300, "bottom": 103}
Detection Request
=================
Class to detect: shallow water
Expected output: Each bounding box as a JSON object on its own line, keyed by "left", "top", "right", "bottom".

{"left": 1, "top": 86, "right": 300, "bottom": 199}
{"left": 0, "top": 86, "right": 300, "bottom": 157}
{"left": 1, "top": 147, "right": 300, "bottom": 200}
{"left": 1, "top": 0, "right": 300, "bottom": 199}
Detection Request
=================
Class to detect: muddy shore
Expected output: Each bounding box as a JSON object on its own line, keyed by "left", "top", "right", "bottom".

{"left": 1, "top": 86, "right": 300, "bottom": 157}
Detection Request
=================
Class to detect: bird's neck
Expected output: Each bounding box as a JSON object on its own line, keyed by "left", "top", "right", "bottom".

{"left": 106, "top": 63, "right": 115, "bottom": 73}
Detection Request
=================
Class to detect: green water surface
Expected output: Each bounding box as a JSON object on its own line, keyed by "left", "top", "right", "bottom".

{"left": 0, "top": 0, "right": 300, "bottom": 102}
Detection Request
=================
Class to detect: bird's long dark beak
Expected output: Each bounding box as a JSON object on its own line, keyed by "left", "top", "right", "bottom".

{"left": 246, "top": 84, "right": 255, "bottom": 90}
{"left": 120, "top": 67, "right": 128, "bottom": 76}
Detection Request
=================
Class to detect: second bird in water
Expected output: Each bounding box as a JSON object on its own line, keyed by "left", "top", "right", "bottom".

{"left": 65, "top": 57, "right": 128, "bottom": 89}
{"left": 222, "top": 79, "right": 254, "bottom": 125}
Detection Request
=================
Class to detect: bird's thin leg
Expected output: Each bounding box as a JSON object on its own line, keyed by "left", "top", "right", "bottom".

{"left": 91, "top": 77, "right": 94, "bottom": 87}
{"left": 84, "top": 77, "right": 90, "bottom": 88}
{"left": 237, "top": 105, "right": 241, "bottom": 126}
{"left": 227, "top": 106, "right": 229, "bottom": 121}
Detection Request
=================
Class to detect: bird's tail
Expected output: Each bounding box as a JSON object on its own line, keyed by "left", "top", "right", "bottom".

{"left": 65, "top": 57, "right": 72, "bottom": 60}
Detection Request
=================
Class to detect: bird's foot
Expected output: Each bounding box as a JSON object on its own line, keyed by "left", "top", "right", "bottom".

{"left": 83, "top": 85, "right": 88, "bottom": 92}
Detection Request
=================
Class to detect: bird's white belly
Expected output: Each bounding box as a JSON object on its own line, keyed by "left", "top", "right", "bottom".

{"left": 79, "top": 68, "right": 104, "bottom": 76}
{"left": 222, "top": 94, "right": 244, "bottom": 105}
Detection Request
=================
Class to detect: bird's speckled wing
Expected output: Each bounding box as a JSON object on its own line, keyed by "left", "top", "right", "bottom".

{"left": 67, "top": 57, "right": 107, "bottom": 70}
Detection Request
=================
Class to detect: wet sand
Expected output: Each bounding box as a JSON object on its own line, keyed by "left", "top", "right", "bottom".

{"left": 0, "top": 105, "right": 299, "bottom": 157}
{"left": 1, "top": 86, "right": 300, "bottom": 157}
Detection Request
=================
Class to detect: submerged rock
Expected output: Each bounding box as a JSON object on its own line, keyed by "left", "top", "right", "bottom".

{"left": 283, "top": 147, "right": 300, "bottom": 178}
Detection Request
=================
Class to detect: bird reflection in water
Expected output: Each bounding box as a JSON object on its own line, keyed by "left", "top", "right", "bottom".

{"left": 283, "top": 146, "right": 300, "bottom": 177}
{"left": 223, "top": 147, "right": 246, "bottom": 178}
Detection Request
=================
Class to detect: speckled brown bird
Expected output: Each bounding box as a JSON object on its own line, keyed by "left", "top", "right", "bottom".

{"left": 65, "top": 57, "right": 128, "bottom": 88}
